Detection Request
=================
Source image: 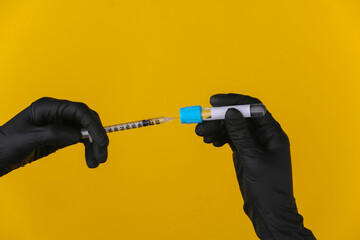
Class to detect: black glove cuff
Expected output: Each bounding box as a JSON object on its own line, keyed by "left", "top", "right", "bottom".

{"left": 244, "top": 197, "right": 316, "bottom": 240}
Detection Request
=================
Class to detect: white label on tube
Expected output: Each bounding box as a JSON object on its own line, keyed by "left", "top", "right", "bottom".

{"left": 205, "top": 105, "right": 251, "bottom": 120}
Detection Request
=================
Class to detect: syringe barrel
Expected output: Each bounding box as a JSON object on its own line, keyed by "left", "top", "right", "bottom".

{"left": 179, "top": 104, "right": 267, "bottom": 124}
{"left": 81, "top": 116, "right": 172, "bottom": 142}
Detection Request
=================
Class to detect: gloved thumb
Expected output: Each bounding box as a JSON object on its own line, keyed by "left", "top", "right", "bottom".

{"left": 225, "top": 108, "right": 259, "bottom": 157}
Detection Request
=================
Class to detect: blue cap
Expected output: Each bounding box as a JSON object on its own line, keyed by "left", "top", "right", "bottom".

{"left": 180, "top": 105, "right": 203, "bottom": 124}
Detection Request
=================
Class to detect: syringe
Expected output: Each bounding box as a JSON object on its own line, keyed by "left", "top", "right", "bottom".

{"left": 81, "top": 117, "right": 174, "bottom": 142}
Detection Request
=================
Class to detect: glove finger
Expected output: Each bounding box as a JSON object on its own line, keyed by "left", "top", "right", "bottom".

{"left": 91, "top": 110, "right": 102, "bottom": 124}
{"left": 84, "top": 141, "right": 100, "bottom": 168}
{"left": 203, "top": 135, "right": 217, "bottom": 143}
{"left": 91, "top": 141, "right": 108, "bottom": 164}
{"left": 91, "top": 110, "right": 109, "bottom": 163}
{"left": 251, "top": 112, "right": 290, "bottom": 150}
{"left": 40, "top": 124, "right": 82, "bottom": 147}
{"left": 210, "top": 93, "right": 261, "bottom": 107}
{"left": 213, "top": 138, "right": 227, "bottom": 147}
{"left": 224, "top": 108, "right": 261, "bottom": 157}
{"left": 203, "top": 130, "right": 228, "bottom": 144}
{"left": 195, "top": 121, "right": 223, "bottom": 137}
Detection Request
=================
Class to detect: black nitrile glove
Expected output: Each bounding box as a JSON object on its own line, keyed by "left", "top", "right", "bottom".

{"left": 195, "top": 94, "right": 315, "bottom": 240}
{"left": 0, "top": 97, "right": 109, "bottom": 177}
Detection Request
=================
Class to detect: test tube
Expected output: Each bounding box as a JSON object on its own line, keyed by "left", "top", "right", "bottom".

{"left": 179, "top": 104, "right": 267, "bottom": 124}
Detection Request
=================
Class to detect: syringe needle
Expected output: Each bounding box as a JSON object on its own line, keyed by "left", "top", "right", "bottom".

{"left": 81, "top": 116, "right": 174, "bottom": 142}
{"left": 161, "top": 117, "right": 174, "bottom": 123}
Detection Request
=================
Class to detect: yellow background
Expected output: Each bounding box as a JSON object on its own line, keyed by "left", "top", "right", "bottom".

{"left": 0, "top": 1, "right": 359, "bottom": 239}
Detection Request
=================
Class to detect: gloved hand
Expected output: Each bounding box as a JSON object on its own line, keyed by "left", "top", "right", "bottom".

{"left": 195, "top": 94, "right": 315, "bottom": 240}
{"left": 0, "top": 97, "right": 109, "bottom": 177}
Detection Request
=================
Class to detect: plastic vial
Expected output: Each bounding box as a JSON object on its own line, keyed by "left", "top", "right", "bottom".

{"left": 179, "top": 104, "right": 267, "bottom": 124}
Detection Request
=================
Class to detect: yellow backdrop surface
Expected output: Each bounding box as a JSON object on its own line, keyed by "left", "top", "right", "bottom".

{"left": 0, "top": 1, "right": 359, "bottom": 239}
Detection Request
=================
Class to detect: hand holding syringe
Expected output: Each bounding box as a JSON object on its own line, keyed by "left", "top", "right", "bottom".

{"left": 81, "top": 104, "right": 267, "bottom": 142}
